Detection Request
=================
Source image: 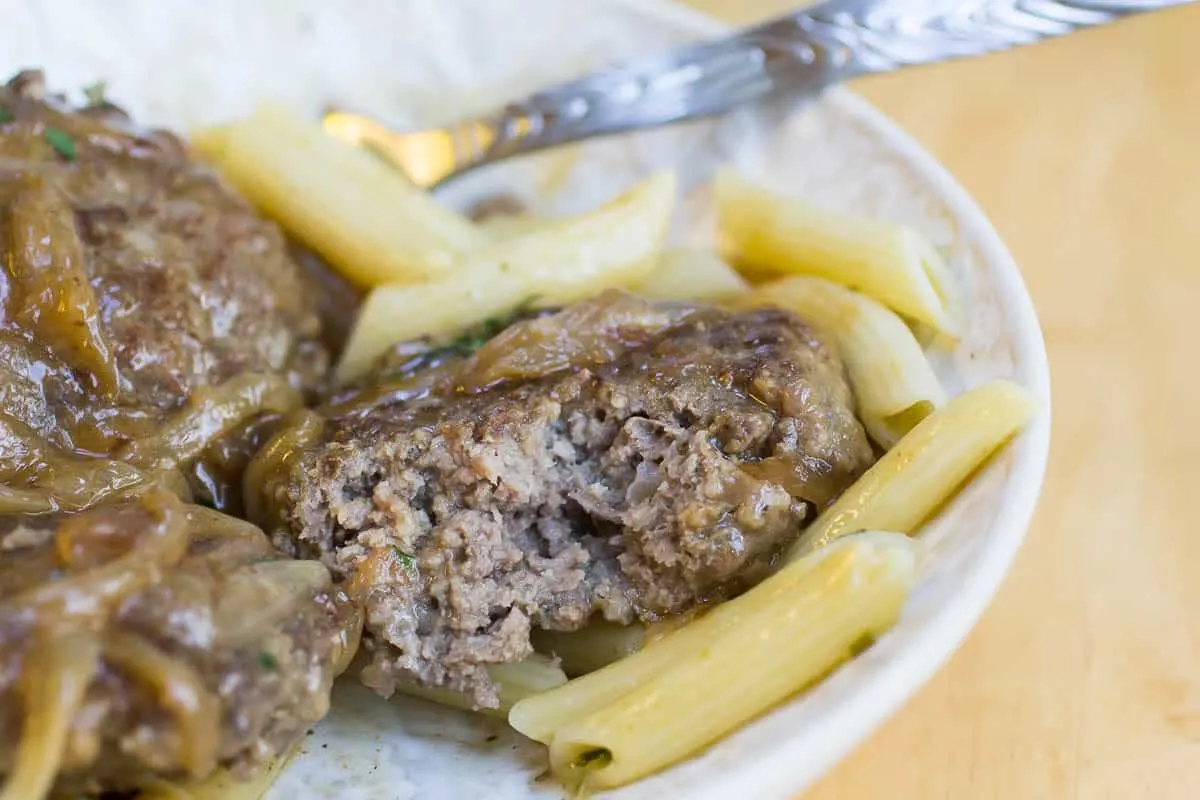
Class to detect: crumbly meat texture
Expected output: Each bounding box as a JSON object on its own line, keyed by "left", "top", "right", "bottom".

{"left": 273, "top": 293, "right": 874, "bottom": 707}
{"left": 0, "top": 502, "right": 356, "bottom": 795}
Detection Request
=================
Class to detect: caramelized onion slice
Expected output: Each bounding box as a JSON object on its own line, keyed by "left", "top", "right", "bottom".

{"left": 6, "top": 175, "right": 120, "bottom": 397}
{"left": 116, "top": 374, "right": 302, "bottom": 472}
{"left": 462, "top": 291, "right": 698, "bottom": 392}
{"left": 0, "top": 632, "right": 101, "bottom": 800}
{"left": 212, "top": 559, "right": 332, "bottom": 648}
{"left": 330, "top": 594, "right": 365, "bottom": 678}
{"left": 0, "top": 489, "right": 188, "bottom": 631}
{"left": 241, "top": 410, "right": 323, "bottom": 530}
{"left": 0, "top": 411, "right": 151, "bottom": 513}
{"left": 0, "top": 485, "right": 58, "bottom": 514}
{"left": 104, "top": 632, "right": 220, "bottom": 778}
{"left": 183, "top": 504, "right": 274, "bottom": 567}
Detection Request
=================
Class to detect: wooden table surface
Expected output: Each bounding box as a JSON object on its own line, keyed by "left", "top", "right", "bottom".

{"left": 684, "top": 1, "right": 1200, "bottom": 797}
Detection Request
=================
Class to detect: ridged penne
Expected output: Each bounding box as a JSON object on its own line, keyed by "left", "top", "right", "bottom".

{"left": 715, "top": 168, "right": 959, "bottom": 335}
{"left": 788, "top": 379, "right": 1037, "bottom": 560}
{"left": 634, "top": 247, "right": 749, "bottom": 302}
{"left": 537, "top": 533, "right": 916, "bottom": 791}
{"left": 547, "top": 534, "right": 916, "bottom": 790}
{"left": 478, "top": 212, "right": 552, "bottom": 240}
{"left": 742, "top": 275, "right": 947, "bottom": 449}
{"left": 334, "top": 171, "right": 676, "bottom": 382}
{"left": 192, "top": 103, "right": 486, "bottom": 288}
{"left": 507, "top": 534, "right": 909, "bottom": 748}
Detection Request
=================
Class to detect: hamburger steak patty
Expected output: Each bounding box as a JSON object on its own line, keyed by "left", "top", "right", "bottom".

{"left": 0, "top": 497, "right": 358, "bottom": 795}
{"left": 0, "top": 70, "right": 332, "bottom": 511}
{"left": 0, "top": 71, "right": 327, "bottom": 412}
{"left": 270, "top": 292, "right": 875, "bottom": 707}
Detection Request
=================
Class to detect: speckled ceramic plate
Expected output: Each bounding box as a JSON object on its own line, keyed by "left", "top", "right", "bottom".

{"left": 3, "top": 0, "right": 1052, "bottom": 797}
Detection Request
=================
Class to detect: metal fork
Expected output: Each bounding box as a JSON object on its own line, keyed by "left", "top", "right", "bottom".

{"left": 323, "top": 0, "right": 1191, "bottom": 188}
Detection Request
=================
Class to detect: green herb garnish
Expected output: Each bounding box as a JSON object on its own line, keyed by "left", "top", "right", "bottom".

{"left": 392, "top": 547, "right": 418, "bottom": 570}
{"left": 258, "top": 651, "right": 279, "bottom": 671}
{"left": 0, "top": 106, "right": 13, "bottom": 124}
{"left": 43, "top": 127, "right": 76, "bottom": 160}
{"left": 83, "top": 81, "right": 107, "bottom": 107}
{"left": 444, "top": 296, "right": 539, "bottom": 356}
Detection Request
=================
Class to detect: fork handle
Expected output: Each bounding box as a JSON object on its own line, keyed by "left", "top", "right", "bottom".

{"left": 437, "top": 0, "right": 1189, "bottom": 185}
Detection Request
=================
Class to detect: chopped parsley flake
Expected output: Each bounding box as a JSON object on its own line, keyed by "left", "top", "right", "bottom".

{"left": 83, "top": 81, "right": 107, "bottom": 107}
{"left": 258, "top": 651, "right": 279, "bottom": 671}
{"left": 444, "top": 296, "right": 539, "bottom": 356}
{"left": 393, "top": 548, "right": 418, "bottom": 570}
{"left": 43, "top": 127, "right": 76, "bottom": 161}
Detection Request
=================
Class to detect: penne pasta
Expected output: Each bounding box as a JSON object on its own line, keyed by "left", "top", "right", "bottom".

{"left": 714, "top": 168, "right": 959, "bottom": 335}
{"left": 532, "top": 621, "right": 646, "bottom": 678}
{"left": 478, "top": 212, "right": 552, "bottom": 240}
{"left": 508, "top": 535, "right": 900, "bottom": 747}
{"left": 192, "top": 103, "right": 486, "bottom": 287}
{"left": 391, "top": 654, "right": 568, "bottom": 716}
{"left": 335, "top": 276, "right": 533, "bottom": 384}
{"left": 334, "top": 170, "right": 676, "bottom": 383}
{"left": 788, "top": 379, "right": 1037, "bottom": 560}
{"left": 545, "top": 532, "right": 917, "bottom": 791}
{"left": 634, "top": 247, "right": 749, "bottom": 302}
{"left": 741, "top": 275, "right": 947, "bottom": 448}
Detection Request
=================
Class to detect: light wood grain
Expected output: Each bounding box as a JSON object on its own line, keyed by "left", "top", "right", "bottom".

{"left": 684, "top": 1, "right": 1200, "bottom": 797}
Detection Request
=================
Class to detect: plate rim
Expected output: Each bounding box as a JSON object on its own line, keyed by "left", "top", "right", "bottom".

{"left": 597, "top": 1, "right": 1052, "bottom": 797}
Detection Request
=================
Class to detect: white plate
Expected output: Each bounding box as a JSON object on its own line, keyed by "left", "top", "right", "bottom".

{"left": 3, "top": 0, "right": 1052, "bottom": 797}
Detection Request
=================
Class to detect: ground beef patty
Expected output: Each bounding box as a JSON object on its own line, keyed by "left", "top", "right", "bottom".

{"left": 0, "top": 70, "right": 326, "bottom": 406}
{"left": 270, "top": 291, "right": 875, "bottom": 707}
{"left": 0, "top": 495, "right": 359, "bottom": 796}
{"left": 0, "top": 70, "right": 330, "bottom": 511}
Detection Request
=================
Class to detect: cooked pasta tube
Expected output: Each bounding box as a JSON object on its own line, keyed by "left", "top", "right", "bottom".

{"left": 478, "top": 212, "right": 551, "bottom": 240}
{"left": 742, "top": 275, "right": 946, "bottom": 448}
{"left": 192, "top": 103, "right": 485, "bottom": 287}
{"left": 788, "top": 379, "right": 1037, "bottom": 559}
{"left": 715, "top": 168, "right": 958, "bottom": 335}
{"left": 509, "top": 534, "right": 901, "bottom": 746}
{"left": 634, "top": 248, "right": 749, "bottom": 302}
{"left": 544, "top": 532, "right": 917, "bottom": 790}
{"left": 335, "top": 171, "right": 676, "bottom": 383}
{"left": 532, "top": 622, "right": 646, "bottom": 677}
{"left": 392, "top": 654, "right": 568, "bottom": 716}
